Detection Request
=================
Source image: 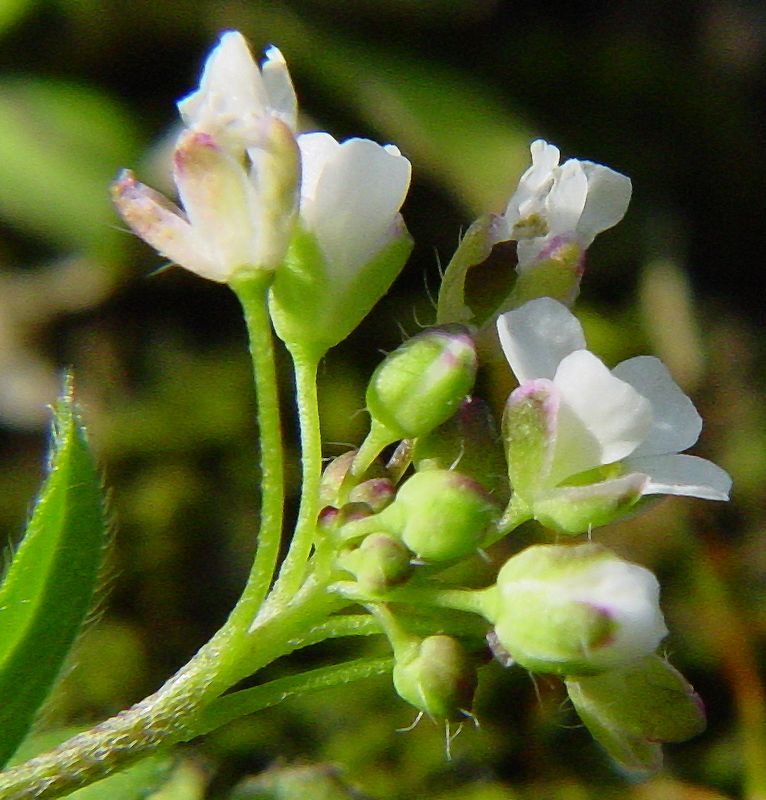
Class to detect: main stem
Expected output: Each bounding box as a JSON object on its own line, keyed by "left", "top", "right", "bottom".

{"left": 0, "top": 273, "right": 290, "bottom": 800}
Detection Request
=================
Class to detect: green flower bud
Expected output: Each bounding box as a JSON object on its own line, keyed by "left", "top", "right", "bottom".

{"left": 412, "top": 396, "right": 509, "bottom": 501}
{"left": 393, "top": 635, "right": 477, "bottom": 721}
{"left": 487, "top": 544, "right": 667, "bottom": 676}
{"left": 341, "top": 469, "right": 499, "bottom": 562}
{"left": 366, "top": 326, "right": 478, "bottom": 441}
{"left": 349, "top": 478, "right": 396, "bottom": 513}
{"left": 565, "top": 655, "right": 706, "bottom": 776}
{"left": 337, "top": 532, "right": 413, "bottom": 596}
{"left": 319, "top": 450, "right": 387, "bottom": 508}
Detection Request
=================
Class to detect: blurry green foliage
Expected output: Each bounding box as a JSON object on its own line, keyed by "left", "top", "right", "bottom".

{"left": 0, "top": 1, "right": 764, "bottom": 798}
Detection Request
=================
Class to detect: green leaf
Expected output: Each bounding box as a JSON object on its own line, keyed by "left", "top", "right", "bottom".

{"left": 0, "top": 377, "right": 108, "bottom": 767}
{"left": 0, "top": 78, "right": 140, "bottom": 258}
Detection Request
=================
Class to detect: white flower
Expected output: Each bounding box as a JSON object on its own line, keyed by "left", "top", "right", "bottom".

{"left": 177, "top": 31, "right": 297, "bottom": 151}
{"left": 501, "top": 140, "right": 632, "bottom": 271}
{"left": 297, "top": 132, "right": 411, "bottom": 278}
{"left": 267, "top": 131, "right": 412, "bottom": 357}
{"left": 113, "top": 33, "right": 301, "bottom": 281}
{"left": 113, "top": 123, "right": 299, "bottom": 281}
{"left": 498, "top": 297, "right": 731, "bottom": 506}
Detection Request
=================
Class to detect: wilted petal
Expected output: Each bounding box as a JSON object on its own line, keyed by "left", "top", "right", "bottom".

{"left": 624, "top": 454, "right": 732, "bottom": 500}
{"left": 552, "top": 350, "right": 653, "bottom": 481}
{"left": 111, "top": 169, "right": 219, "bottom": 280}
{"left": 612, "top": 356, "right": 702, "bottom": 457}
{"left": 301, "top": 135, "right": 411, "bottom": 276}
{"left": 577, "top": 162, "right": 632, "bottom": 245}
{"left": 497, "top": 297, "right": 586, "bottom": 383}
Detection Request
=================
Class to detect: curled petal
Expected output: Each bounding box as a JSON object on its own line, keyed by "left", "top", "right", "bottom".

{"left": 624, "top": 454, "right": 732, "bottom": 501}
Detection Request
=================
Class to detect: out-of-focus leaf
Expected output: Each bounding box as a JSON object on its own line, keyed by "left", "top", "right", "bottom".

{"left": 0, "top": 378, "right": 108, "bottom": 767}
{"left": 248, "top": 7, "right": 532, "bottom": 212}
{"left": 0, "top": 78, "right": 140, "bottom": 256}
{"left": 0, "top": 0, "right": 35, "bottom": 35}
{"left": 231, "top": 763, "right": 373, "bottom": 800}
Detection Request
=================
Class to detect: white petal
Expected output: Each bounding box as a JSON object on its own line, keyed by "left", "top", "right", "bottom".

{"left": 177, "top": 31, "right": 268, "bottom": 134}
{"left": 496, "top": 297, "right": 586, "bottom": 383}
{"left": 503, "top": 139, "right": 559, "bottom": 224}
{"left": 625, "top": 454, "right": 732, "bottom": 500}
{"left": 260, "top": 46, "right": 298, "bottom": 131}
{"left": 551, "top": 350, "right": 653, "bottom": 481}
{"left": 577, "top": 162, "right": 632, "bottom": 246}
{"left": 545, "top": 159, "right": 588, "bottom": 235}
{"left": 611, "top": 356, "right": 702, "bottom": 457}
{"left": 304, "top": 137, "right": 411, "bottom": 276}
{"left": 297, "top": 131, "right": 340, "bottom": 216}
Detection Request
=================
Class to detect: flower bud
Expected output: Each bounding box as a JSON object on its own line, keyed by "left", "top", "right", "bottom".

{"left": 366, "top": 326, "right": 478, "bottom": 441}
{"left": 488, "top": 544, "right": 667, "bottom": 675}
{"left": 341, "top": 469, "right": 499, "bottom": 562}
{"left": 337, "top": 532, "right": 413, "bottom": 596}
{"left": 565, "top": 655, "right": 706, "bottom": 776}
{"left": 319, "top": 450, "right": 387, "bottom": 508}
{"left": 393, "top": 635, "right": 477, "bottom": 721}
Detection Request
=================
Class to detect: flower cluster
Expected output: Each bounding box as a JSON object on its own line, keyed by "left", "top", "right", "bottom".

{"left": 113, "top": 31, "right": 412, "bottom": 360}
{"left": 112, "top": 31, "right": 732, "bottom": 777}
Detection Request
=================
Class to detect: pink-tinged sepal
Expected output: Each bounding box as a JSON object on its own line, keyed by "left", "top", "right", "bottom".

{"left": 111, "top": 169, "right": 217, "bottom": 279}
{"left": 502, "top": 378, "right": 559, "bottom": 499}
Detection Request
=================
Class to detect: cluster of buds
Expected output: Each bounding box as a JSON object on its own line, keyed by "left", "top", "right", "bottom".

{"left": 113, "top": 30, "right": 732, "bottom": 775}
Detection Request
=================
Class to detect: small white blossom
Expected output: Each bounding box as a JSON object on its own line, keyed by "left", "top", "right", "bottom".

{"left": 297, "top": 132, "right": 411, "bottom": 278}
{"left": 501, "top": 140, "right": 632, "bottom": 271}
{"left": 498, "top": 297, "right": 732, "bottom": 506}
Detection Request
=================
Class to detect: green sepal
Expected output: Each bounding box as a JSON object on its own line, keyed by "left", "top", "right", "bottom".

{"left": 436, "top": 213, "right": 508, "bottom": 326}
{"left": 499, "top": 239, "right": 584, "bottom": 312}
{"left": 365, "top": 325, "right": 477, "bottom": 441}
{"left": 501, "top": 380, "right": 557, "bottom": 499}
{"left": 566, "top": 655, "right": 706, "bottom": 776}
{"left": 392, "top": 635, "right": 477, "bottom": 721}
{"left": 0, "top": 378, "right": 108, "bottom": 767}
{"left": 533, "top": 473, "right": 648, "bottom": 534}
{"left": 269, "top": 225, "right": 413, "bottom": 362}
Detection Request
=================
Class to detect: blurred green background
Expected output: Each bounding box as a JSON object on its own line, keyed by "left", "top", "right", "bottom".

{"left": 0, "top": 1, "right": 765, "bottom": 798}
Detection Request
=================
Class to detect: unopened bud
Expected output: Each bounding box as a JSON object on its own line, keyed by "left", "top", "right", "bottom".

{"left": 393, "top": 635, "right": 477, "bottom": 721}
{"left": 366, "top": 326, "right": 477, "bottom": 441}
{"left": 340, "top": 469, "right": 499, "bottom": 562}
{"left": 338, "top": 532, "right": 413, "bottom": 596}
{"left": 487, "top": 544, "right": 667, "bottom": 676}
